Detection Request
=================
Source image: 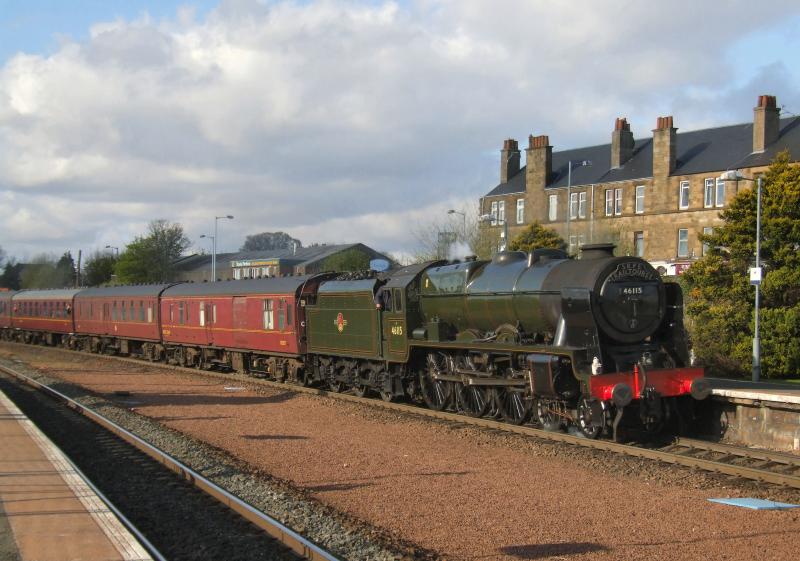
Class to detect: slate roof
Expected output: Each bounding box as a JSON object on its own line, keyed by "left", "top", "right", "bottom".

{"left": 484, "top": 116, "right": 800, "bottom": 197}
{"left": 174, "top": 243, "right": 376, "bottom": 272}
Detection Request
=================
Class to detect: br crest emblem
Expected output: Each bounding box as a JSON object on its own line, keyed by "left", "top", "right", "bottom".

{"left": 335, "top": 312, "right": 348, "bottom": 333}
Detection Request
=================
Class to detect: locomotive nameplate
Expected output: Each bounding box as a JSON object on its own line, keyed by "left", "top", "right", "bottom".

{"left": 607, "top": 262, "right": 658, "bottom": 282}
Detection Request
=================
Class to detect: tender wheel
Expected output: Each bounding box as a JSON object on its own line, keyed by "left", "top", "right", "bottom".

{"left": 458, "top": 384, "right": 490, "bottom": 417}
{"left": 536, "top": 399, "right": 564, "bottom": 431}
{"left": 496, "top": 387, "right": 532, "bottom": 425}
{"left": 420, "top": 353, "right": 452, "bottom": 411}
{"left": 352, "top": 383, "right": 369, "bottom": 398}
{"left": 576, "top": 399, "right": 603, "bottom": 439}
{"left": 379, "top": 390, "right": 394, "bottom": 402}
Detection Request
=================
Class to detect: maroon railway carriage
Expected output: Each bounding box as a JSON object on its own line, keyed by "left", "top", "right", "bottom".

{"left": 71, "top": 284, "right": 175, "bottom": 355}
{"left": 7, "top": 289, "right": 80, "bottom": 345}
{"left": 0, "top": 291, "right": 15, "bottom": 332}
{"left": 159, "top": 275, "right": 330, "bottom": 380}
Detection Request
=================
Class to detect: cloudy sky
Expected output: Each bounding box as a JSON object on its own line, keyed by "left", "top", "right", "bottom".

{"left": 1, "top": 0, "right": 799, "bottom": 261}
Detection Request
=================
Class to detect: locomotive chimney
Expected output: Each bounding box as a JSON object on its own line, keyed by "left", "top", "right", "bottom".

{"left": 611, "top": 117, "right": 634, "bottom": 168}
{"left": 753, "top": 94, "right": 780, "bottom": 153}
{"left": 500, "top": 138, "right": 521, "bottom": 184}
{"left": 580, "top": 243, "right": 616, "bottom": 259}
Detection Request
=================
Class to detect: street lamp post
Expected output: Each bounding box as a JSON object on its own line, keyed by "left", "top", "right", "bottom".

{"left": 199, "top": 234, "right": 214, "bottom": 281}
{"left": 566, "top": 160, "right": 592, "bottom": 253}
{"left": 720, "top": 170, "right": 763, "bottom": 382}
{"left": 104, "top": 245, "right": 119, "bottom": 258}
{"left": 447, "top": 209, "right": 467, "bottom": 239}
{"left": 212, "top": 215, "right": 234, "bottom": 282}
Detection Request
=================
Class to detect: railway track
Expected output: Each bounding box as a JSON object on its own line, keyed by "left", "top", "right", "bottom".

{"left": 3, "top": 342, "right": 800, "bottom": 491}
{"left": 0, "top": 362, "right": 341, "bottom": 561}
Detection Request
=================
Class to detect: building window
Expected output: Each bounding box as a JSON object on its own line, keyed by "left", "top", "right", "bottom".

{"left": 715, "top": 178, "right": 725, "bottom": 207}
{"left": 490, "top": 201, "right": 498, "bottom": 225}
{"left": 578, "top": 192, "right": 587, "bottom": 219}
{"left": 614, "top": 188, "right": 622, "bottom": 215}
{"left": 263, "top": 300, "right": 274, "bottom": 330}
{"left": 498, "top": 201, "right": 505, "bottom": 224}
{"left": 605, "top": 189, "right": 613, "bottom": 216}
{"left": 634, "top": 231, "right": 644, "bottom": 257}
{"left": 570, "top": 192, "right": 579, "bottom": 219}
{"left": 635, "top": 185, "right": 645, "bottom": 214}
{"left": 516, "top": 199, "right": 524, "bottom": 224}
{"left": 233, "top": 268, "right": 241, "bottom": 280}
{"left": 702, "top": 227, "right": 713, "bottom": 256}
{"left": 548, "top": 194, "right": 558, "bottom": 221}
{"left": 704, "top": 178, "right": 714, "bottom": 208}
{"left": 679, "top": 181, "right": 690, "bottom": 209}
{"left": 677, "top": 229, "right": 689, "bottom": 257}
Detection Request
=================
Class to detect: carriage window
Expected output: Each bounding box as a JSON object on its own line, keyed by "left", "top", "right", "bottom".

{"left": 121, "top": 301, "right": 127, "bottom": 321}
{"left": 263, "top": 300, "right": 274, "bottom": 329}
{"left": 286, "top": 301, "right": 292, "bottom": 327}
{"left": 139, "top": 301, "right": 145, "bottom": 322}
{"left": 169, "top": 304, "right": 174, "bottom": 323}
{"left": 199, "top": 301, "right": 205, "bottom": 326}
{"left": 212, "top": 303, "right": 217, "bottom": 324}
{"left": 178, "top": 302, "right": 185, "bottom": 325}
{"left": 147, "top": 305, "right": 153, "bottom": 323}
{"left": 185, "top": 301, "right": 189, "bottom": 323}
{"left": 278, "top": 299, "right": 286, "bottom": 330}
{"left": 393, "top": 289, "right": 402, "bottom": 312}
{"left": 90, "top": 303, "right": 94, "bottom": 318}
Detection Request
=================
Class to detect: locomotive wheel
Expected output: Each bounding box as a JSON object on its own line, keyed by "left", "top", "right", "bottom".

{"left": 496, "top": 388, "right": 531, "bottom": 425}
{"left": 536, "top": 399, "right": 563, "bottom": 432}
{"left": 576, "top": 399, "right": 603, "bottom": 439}
{"left": 458, "top": 384, "right": 490, "bottom": 417}
{"left": 420, "top": 353, "right": 452, "bottom": 411}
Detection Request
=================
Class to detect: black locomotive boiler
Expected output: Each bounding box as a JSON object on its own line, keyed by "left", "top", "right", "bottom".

{"left": 406, "top": 243, "right": 709, "bottom": 439}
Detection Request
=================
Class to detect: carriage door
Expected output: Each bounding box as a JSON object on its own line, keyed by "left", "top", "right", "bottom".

{"left": 232, "top": 297, "right": 248, "bottom": 347}
{"left": 199, "top": 300, "right": 214, "bottom": 346}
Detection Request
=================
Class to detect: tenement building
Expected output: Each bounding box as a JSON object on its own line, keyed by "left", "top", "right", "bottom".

{"left": 480, "top": 94, "right": 800, "bottom": 271}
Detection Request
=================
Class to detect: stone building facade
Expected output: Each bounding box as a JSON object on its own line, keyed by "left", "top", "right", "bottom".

{"left": 481, "top": 95, "right": 799, "bottom": 270}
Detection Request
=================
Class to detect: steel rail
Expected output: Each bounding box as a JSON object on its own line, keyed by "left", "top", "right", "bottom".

{"left": 0, "top": 362, "right": 343, "bottom": 561}
{"left": 2, "top": 342, "right": 800, "bottom": 489}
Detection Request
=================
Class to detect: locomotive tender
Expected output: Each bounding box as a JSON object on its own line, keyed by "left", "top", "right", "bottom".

{"left": 0, "top": 243, "right": 709, "bottom": 440}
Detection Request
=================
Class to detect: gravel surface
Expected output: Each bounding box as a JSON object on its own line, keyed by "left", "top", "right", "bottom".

{"left": 2, "top": 342, "right": 800, "bottom": 561}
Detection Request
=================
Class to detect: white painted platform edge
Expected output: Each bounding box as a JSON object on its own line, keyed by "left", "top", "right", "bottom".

{"left": 0, "top": 389, "right": 152, "bottom": 561}
{"left": 712, "top": 388, "right": 800, "bottom": 405}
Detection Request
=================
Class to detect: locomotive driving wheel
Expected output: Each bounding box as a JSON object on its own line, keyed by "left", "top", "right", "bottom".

{"left": 455, "top": 355, "right": 490, "bottom": 417}
{"left": 420, "top": 353, "right": 452, "bottom": 411}
{"left": 495, "top": 387, "right": 532, "bottom": 425}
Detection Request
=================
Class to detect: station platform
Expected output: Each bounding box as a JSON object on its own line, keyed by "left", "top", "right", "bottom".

{"left": 0, "top": 389, "right": 152, "bottom": 561}
{"left": 707, "top": 378, "right": 800, "bottom": 452}
{"left": 709, "top": 377, "right": 800, "bottom": 405}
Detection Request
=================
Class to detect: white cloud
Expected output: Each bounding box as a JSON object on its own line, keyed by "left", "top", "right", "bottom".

{"left": 1, "top": 0, "right": 799, "bottom": 261}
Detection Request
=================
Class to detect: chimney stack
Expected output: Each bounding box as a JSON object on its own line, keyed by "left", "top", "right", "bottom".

{"left": 753, "top": 94, "right": 780, "bottom": 153}
{"left": 500, "top": 138, "right": 521, "bottom": 184}
{"left": 611, "top": 117, "right": 635, "bottom": 169}
{"left": 652, "top": 115, "right": 677, "bottom": 178}
{"left": 525, "top": 134, "right": 552, "bottom": 192}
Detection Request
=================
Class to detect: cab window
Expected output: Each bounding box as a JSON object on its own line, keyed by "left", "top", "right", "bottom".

{"left": 393, "top": 289, "right": 402, "bottom": 312}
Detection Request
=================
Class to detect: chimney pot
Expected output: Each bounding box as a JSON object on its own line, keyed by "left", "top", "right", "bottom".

{"left": 500, "top": 137, "right": 521, "bottom": 183}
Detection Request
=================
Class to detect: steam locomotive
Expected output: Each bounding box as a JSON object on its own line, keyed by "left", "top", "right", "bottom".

{"left": 0, "top": 243, "right": 709, "bottom": 440}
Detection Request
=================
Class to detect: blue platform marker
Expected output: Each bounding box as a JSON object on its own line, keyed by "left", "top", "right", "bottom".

{"left": 708, "top": 498, "right": 800, "bottom": 510}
